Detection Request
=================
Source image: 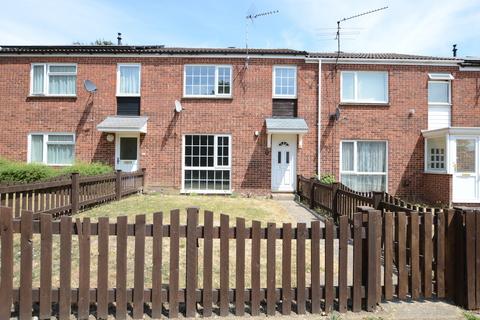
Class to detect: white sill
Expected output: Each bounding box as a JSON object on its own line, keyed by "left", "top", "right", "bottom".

{"left": 340, "top": 101, "right": 389, "bottom": 106}
{"left": 116, "top": 94, "right": 141, "bottom": 97}
{"left": 180, "top": 189, "right": 232, "bottom": 195}
{"left": 273, "top": 95, "right": 297, "bottom": 99}
{"left": 182, "top": 95, "right": 233, "bottom": 99}
{"left": 28, "top": 94, "right": 77, "bottom": 98}
{"left": 424, "top": 170, "right": 449, "bottom": 174}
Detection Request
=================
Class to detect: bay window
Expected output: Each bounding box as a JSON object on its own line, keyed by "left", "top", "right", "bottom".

{"left": 340, "top": 140, "right": 387, "bottom": 192}
{"left": 341, "top": 71, "right": 388, "bottom": 103}
{"left": 29, "top": 133, "right": 75, "bottom": 165}
{"left": 30, "top": 64, "right": 77, "bottom": 96}
{"left": 425, "top": 137, "right": 446, "bottom": 172}
{"left": 184, "top": 65, "right": 232, "bottom": 97}
{"left": 183, "top": 134, "right": 231, "bottom": 192}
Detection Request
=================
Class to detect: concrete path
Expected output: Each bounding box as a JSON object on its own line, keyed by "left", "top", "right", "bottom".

{"left": 275, "top": 199, "right": 324, "bottom": 225}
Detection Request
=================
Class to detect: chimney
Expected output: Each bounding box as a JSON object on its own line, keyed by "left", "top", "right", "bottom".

{"left": 452, "top": 44, "right": 457, "bottom": 57}
{"left": 117, "top": 32, "right": 122, "bottom": 46}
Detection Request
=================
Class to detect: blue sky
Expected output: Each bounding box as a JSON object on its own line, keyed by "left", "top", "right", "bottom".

{"left": 1, "top": 0, "right": 479, "bottom": 57}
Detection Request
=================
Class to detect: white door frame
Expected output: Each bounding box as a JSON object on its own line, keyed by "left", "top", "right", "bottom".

{"left": 271, "top": 134, "right": 297, "bottom": 192}
{"left": 451, "top": 136, "right": 480, "bottom": 203}
{"left": 115, "top": 132, "right": 140, "bottom": 172}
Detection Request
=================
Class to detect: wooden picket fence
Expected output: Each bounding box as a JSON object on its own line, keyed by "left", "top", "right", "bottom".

{"left": 0, "top": 169, "right": 145, "bottom": 218}
{"left": 0, "top": 204, "right": 477, "bottom": 319}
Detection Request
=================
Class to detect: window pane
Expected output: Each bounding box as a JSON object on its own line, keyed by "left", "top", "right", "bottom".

{"left": 456, "top": 139, "right": 475, "bottom": 173}
{"left": 341, "top": 174, "right": 386, "bottom": 192}
{"left": 30, "top": 135, "right": 44, "bottom": 163}
{"left": 341, "top": 72, "right": 355, "bottom": 101}
{"left": 49, "top": 75, "right": 76, "bottom": 95}
{"left": 49, "top": 65, "right": 76, "bottom": 73}
{"left": 32, "top": 65, "right": 45, "bottom": 94}
{"left": 120, "top": 137, "right": 137, "bottom": 160}
{"left": 357, "top": 141, "right": 386, "bottom": 172}
{"left": 274, "top": 67, "right": 296, "bottom": 96}
{"left": 341, "top": 142, "right": 354, "bottom": 171}
{"left": 426, "top": 138, "right": 446, "bottom": 171}
{"left": 48, "top": 134, "right": 74, "bottom": 142}
{"left": 47, "top": 144, "right": 74, "bottom": 164}
{"left": 428, "top": 82, "right": 449, "bottom": 103}
{"left": 357, "top": 72, "right": 387, "bottom": 102}
{"left": 119, "top": 65, "right": 140, "bottom": 95}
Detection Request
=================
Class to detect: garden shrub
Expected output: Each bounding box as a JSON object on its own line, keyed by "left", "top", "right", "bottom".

{"left": 0, "top": 161, "right": 57, "bottom": 183}
{"left": 313, "top": 173, "right": 336, "bottom": 184}
{"left": 59, "top": 162, "right": 113, "bottom": 176}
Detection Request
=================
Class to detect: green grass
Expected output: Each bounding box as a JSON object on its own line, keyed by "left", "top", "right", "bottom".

{"left": 464, "top": 312, "right": 480, "bottom": 320}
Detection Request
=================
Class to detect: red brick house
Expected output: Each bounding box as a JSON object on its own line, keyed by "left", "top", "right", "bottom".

{"left": 0, "top": 46, "right": 479, "bottom": 205}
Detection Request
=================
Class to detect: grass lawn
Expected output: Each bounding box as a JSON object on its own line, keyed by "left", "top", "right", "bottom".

{"left": 14, "top": 193, "right": 317, "bottom": 292}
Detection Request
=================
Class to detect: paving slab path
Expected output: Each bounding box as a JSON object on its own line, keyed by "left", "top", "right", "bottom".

{"left": 275, "top": 198, "right": 324, "bottom": 225}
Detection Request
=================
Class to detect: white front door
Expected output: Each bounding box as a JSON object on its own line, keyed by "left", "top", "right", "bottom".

{"left": 271, "top": 134, "right": 297, "bottom": 192}
{"left": 452, "top": 137, "right": 479, "bottom": 202}
{"left": 115, "top": 133, "right": 140, "bottom": 172}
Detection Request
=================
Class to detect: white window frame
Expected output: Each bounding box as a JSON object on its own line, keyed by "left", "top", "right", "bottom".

{"left": 424, "top": 137, "right": 447, "bottom": 173}
{"left": 340, "top": 71, "right": 389, "bottom": 104}
{"left": 30, "top": 63, "right": 77, "bottom": 96}
{"left": 181, "top": 134, "right": 232, "bottom": 194}
{"left": 116, "top": 63, "right": 141, "bottom": 97}
{"left": 27, "top": 133, "right": 75, "bottom": 166}
{"left": 428, "top": 80, "right": 451, "bottom": 106}
{"left": 339, "top": 140, "right": 388, "bottom": 192}
{"left": 183, "top": 65, "right": 233, "bottom": 98}
{"left": 428, "top": 73, "right": 454, "bottom": 81}
{"left": 272, "top": 65, "right": 297, "bottom": 98}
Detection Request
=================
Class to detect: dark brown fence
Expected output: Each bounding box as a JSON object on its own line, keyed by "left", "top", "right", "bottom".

{"left": 0, "top": 169, "right": 145, "bottom": 218}
{"left": 0, "top": 204, "right": 477, "bottom": 319}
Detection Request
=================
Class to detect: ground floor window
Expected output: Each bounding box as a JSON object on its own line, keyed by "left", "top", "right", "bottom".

{"left": 29, "top": 133, "right": 75, "bottom": 165}
{"left": 183, "top": 134, "right": 231, "bottom": 192}
{"left": 340, "top": 140, "right": 387, "bottom": 192}
{"left": 425, "top": 137, "right": 446, "bottom": 172}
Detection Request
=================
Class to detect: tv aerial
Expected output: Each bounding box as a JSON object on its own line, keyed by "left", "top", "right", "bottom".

{"left": 335, "top": 6, "right": 388, "bottom": 65}
{"left": 245, "top": 4, "right": 279, "bottom": 68}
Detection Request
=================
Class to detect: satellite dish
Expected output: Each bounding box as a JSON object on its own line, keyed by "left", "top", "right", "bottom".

{"left": 174, "top": 100, "right": 183, "bottom": 113}
{"left": 330, "top": 106, "right": 341, "bottom": 121}
{"left": 84, "top": 80, "right": 97, "bottom": 93}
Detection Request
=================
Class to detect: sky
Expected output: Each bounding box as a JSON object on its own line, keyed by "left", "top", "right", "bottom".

{"left": 1, "top": 0, "right": 479, "bottom": 57}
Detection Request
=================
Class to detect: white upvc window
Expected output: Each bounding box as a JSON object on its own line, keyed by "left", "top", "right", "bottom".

{"left": 273, "top": 65, "right": 297, "bottom": 98}
{"left": 427, "top": 73, "right": 452, "bottom": 130}
{"left": 425, "top": 137, "right": 447, "bottom": 172}
{"left": 182, "top": 134, "right": 231, "bottom": 193}
{"left": 30, "top": 63, "right": 77, "bottom": 96}
{"left": 117, "top": 63, "right": 141, "bottom": 96}
{"left": 183, "top": 65, "right": 232, "bottom": 98}
{"left": 28, "top": 133, "right": 75, "bottom": 166}
{"left": 340, "top": 140, "right": 388, "bottom": 192}
{"left": 341, "top": 71, "right": 388, "bottom": 103}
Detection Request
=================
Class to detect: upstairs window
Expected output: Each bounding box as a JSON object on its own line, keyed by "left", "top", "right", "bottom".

{"left": 117, "top": 64, "right": 141, "bottom": 96}
{"left": 341, "top": 71, "right": 388, "bottom": 103}
{"left": 428, "top": 74, "right": 451, "bottom": 104}
{"left": 273, "top": 66, "right": 297, "bottom": 98}
{"left": 184, "top": 65, "right": 232, "bottom": 97}
{"left": 31, "top": 64, "right": 77, "bottom": 96}
{"left": 29, "top": 133, "right": 75, "bottom": 165}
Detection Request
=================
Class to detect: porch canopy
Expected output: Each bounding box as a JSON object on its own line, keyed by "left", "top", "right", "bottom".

{"left": 266, "top": 118, "right": 309, "bottom": 148}
{"left": 97, "top": 116, "right": 148, "bottom": 133}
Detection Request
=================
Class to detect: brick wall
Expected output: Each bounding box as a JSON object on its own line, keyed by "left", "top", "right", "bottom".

{"left": 0, "top": 56, "right": 318, "bottom": 194}
{"left": 319, "top": 63, "right": 480, "bottom": 199}
{"left": 423, "top": 173, "right": 452, "bottom": 206}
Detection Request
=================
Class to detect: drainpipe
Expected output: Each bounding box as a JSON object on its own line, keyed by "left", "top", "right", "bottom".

{"left": 317, "top": 58, "right": 322, "bottom": 176}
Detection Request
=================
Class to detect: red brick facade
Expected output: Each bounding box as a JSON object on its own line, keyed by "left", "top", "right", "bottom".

{"left": 422, "top": 173, "right": 452, "bottom": 206}
{"left": 1, "top": 49, "right": 479, "bottom": 201}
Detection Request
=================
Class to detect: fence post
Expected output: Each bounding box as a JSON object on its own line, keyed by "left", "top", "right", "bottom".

{"left": 331, "top": 182, "right": 340, "bottom": 220}
{"left": 445, "top": 208, "right": 457, "bottom": 300}
{"left": 372, "top": 191, "right": 384, "bottom": 210}
{"left": 71, "top": 172, "right": 79, "bottom": 214}
{"left": 309, "top": 180, "right": 316, "bottom": 209}
{"left": 141, "top": 168, "right": 147, "bottom": 191}
{"left": 366, "top": 209, "right": 381, "bottom": 311}
{"left": 115, "top": 170, "right": 122, "bottom": 201}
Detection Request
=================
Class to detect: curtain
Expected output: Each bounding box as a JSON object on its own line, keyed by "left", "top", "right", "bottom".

{"left": 357, "top": 72, "right": 386, "bottom": 102}
{"left": 357, "top": 141, "right": 386, "bottom": 172}
{"left": 49, "top": 75, "right": 76, "bottom": 95}
{"left": 119, "top": 66, "right": 140, "bottom": 94}
{"left": 47, "top": 144, "right": 74, "bottom": 164}
{"left": 341, "top": 142, "right": 354, "bottom": 171}
{"left": 428, "top": 82, "right": 449, "bottom": 103}
{"left": 32, "top": 65, "right": 44, "bottom": 94}
{"left": 341, "top": 174, "right": 386, "bottom": 192}
{"left": 30, "top": 135, "right": 43, "bottom": 162}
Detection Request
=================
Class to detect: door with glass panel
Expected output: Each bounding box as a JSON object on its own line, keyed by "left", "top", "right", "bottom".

{"left": 452, "top": 138, "right": 478, "bottom": 202}
{"left": 271, "top": 135, "right": 296, "bottom": 192}
{"left": 115, "top": 134, "right": 139, "bottom": 172}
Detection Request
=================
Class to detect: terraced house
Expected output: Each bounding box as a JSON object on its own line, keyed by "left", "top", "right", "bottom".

{"left": 0, "top": 45, "right": 479, "bottom": 205}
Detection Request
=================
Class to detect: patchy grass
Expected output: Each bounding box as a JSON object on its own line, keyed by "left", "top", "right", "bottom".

{"left": 464, "top": 312, "right": 480, "bottom": 320}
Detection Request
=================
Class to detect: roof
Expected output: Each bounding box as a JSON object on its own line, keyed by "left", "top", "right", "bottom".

{"left": 97, "top": 116, "right": 148, "bottom": 133}
{"left": 0, "top": 45, "right": 307, "bottom": 56}
{"left": 0, "top": 45, "right": 459, "bottom": 62}
{"left": 266, "top": 118, "right": 309, "bottom": 134}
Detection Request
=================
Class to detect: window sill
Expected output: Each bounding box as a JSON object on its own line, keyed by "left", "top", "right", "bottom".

{"left": 273, "top": 95, "right": 297, "bottom": 99}
{"left": 181, "top": 189, "right": 232, "bottom": 195}
{"left": 182, "top": 96, "right": 233, "bottom": 100}
{"left": 339, "top": 102, "right": 389, "bottom": 107}
{"left": 27, "top": 95, "right": 77, "bottom": 100}
{"left": 424, "top": 171, "right": 449, "bottom": 175}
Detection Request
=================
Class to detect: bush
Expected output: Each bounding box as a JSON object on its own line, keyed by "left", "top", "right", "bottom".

{"left": 313, "top": 173, "right": 336, "bottom": 185}
{"left": 0, "top": 162, "right": 57, "bottom": 184}
{"left": 59, "top": 162, "right": 113, "bottom": 176}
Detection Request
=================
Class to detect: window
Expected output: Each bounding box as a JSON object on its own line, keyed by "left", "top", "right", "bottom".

{"left": 273, "top": 66, "right": 297, "bottom": 98}
{"left": 30, "top": 64, "right": 77, "bottom": 96}
{"left": 428, "top": 81, "right": 450, "bottom": 104}
{"left": 428, "top": 74, "right": 452, "bottom": 129}
{"left": 341, "top": 71, "right": 388, "bottom": 103}
{"left": 117, "top": 64, "right": 141, "bottom": 96}
{"left": 183, "top": 135, "right": 231, "bottom": 192}
{"left": 340, "top": 141, "right": 387, "bottom": 192}
{"left": 28, "top": 133, "right": 75, "bottom": 165}
{"left": 425, "top": 138, "right": 446, "bottom": 171}
{"left": 184, "top": 65, "right": 232, "bottom": 97}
